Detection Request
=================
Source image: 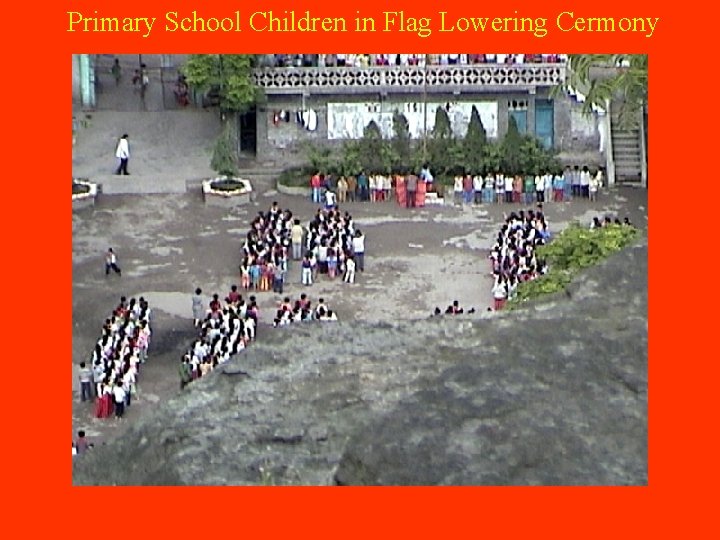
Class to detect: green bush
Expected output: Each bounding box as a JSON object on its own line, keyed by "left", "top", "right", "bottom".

{"left": 508, "top": 223, "right": 641, "bottom": 307}
{"left": 211, "top": 124, "right": 239, "bottom": 177}
{"left": 277, "top": 166, "right": 312, "bottom": 187}
{"left": 298, "top": 113, "right": 561, "bottom": 182}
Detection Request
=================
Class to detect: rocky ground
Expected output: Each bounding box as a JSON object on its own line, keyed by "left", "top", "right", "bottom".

{"left": 72, "top": 182, "right": 647, "bottom": 485}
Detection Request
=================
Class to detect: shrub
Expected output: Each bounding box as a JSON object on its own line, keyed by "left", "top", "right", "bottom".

{"left": 508, "top": 223, "right": 641, "bottom": 307}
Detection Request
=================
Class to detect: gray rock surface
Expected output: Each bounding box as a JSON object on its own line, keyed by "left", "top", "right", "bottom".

{"left": 73, "top": 238, "right": 647, "bottom": 486}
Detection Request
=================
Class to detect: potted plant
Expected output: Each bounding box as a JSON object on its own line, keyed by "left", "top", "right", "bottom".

{"left": 202, "top": 125, "right": 253, "bottom": 206}
{"left": 72, "top": 177, "right": 98, "bottom": 209}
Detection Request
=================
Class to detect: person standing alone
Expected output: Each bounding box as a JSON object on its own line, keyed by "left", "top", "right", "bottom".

{"left": 78, "top": 362, "right": 93, "bottom": 402}
{"left": 115, "top": 134, "right": 130, "bottom": 175}
{"left": 105, "top": 248, "right": 121, "bottom": 276}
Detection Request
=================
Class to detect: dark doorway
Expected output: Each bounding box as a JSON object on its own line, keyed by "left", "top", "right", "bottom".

{"left": 238, "top": 108, "right": 257, "bottom": 155}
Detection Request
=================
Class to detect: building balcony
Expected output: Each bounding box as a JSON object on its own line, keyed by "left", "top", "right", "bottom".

{"left": 253, "top": 63, "right": 566, "bottom": 96}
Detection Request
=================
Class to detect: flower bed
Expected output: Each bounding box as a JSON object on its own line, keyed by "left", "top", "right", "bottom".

{"left": 202, "top": 176, "right": 253, "bottom": 207}
{"left": 72, "top": 178, "right": 98, "bottom": 210}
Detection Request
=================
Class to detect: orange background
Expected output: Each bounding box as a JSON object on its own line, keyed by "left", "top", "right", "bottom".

{"left": 4, "top": 0, "right": 714, "bottom": 536}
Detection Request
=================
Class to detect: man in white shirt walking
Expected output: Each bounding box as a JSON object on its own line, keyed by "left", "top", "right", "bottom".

{"left": 115, "top": 134, "right": 130, "bottom": 175}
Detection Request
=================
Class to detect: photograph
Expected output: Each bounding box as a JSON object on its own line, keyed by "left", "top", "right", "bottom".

{"left": 71, "top": 53, "right": 648, "bottom": 486}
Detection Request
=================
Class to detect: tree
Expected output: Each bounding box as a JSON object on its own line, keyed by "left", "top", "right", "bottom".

{"left": 304, "top": 143, "right": 336, "bottom": 174}
{"left": 428, "top": 106, "right": 461, "bottom": 177}
{"left": 210, "top": 124, "right": 239, "bottom": 177}
{"left": 183, "top": 54, "right": 262, "bottom": 113}
{"left": 463, "top": 106, "right": 487, "bottom": 175}
{"left": 358, "top": 121, "right": 394, "bottom": 174}
{"left": 391, "top": 111, "right": 412, "bottom": 172}
{"left": 501, "top": 115, "right": 524, "bottom": 175}
{"left": 559, "top": 54, "right": 648, "bottom": 127}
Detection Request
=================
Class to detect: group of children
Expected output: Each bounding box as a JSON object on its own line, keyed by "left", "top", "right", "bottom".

{"left": 591, "top": 215, "right": 633, "bottom": 229}
{"left": 432, "top": 300, "right": 477, "bottom": 316}
{"left": 239, "top": 202, "right": 292, "bottom": 294}
{"left": 489, "top": 210, "right": 551, "bottom": 310}
{"left": 300, "top": 207, "right": 365, "bottom": 286}
{"left": 272, "top": 294, "right": 338, "bottom": 327}
{"left": 85, "top": 297, "right": 152, "bottom": 419}
{"left": 181, "top": 288, "right": 259, "bottom": 388}
{"left": 453, "top": 166, "right": 604, "bottom": 206}
{"left": 312, "top": 172, "right": 395, "bottom": 205}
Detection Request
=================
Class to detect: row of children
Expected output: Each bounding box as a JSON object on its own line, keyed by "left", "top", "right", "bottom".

{"left": 239, "top": 202, "right": 294, "bottom": 293}
{"left": 489, "top": 210, "right": 551, "bottom": 310}
{"left": 452, "top": 166, "right": 603, "bottom": 205}
{"left": 300, "top": 207, "right": 365, "bottom": 286}
{"left": 313, "top": 165, "right": 436, "bottom": 206}
{"left": 181, "top": 288, "right": 259, "bottom": 388}
{"left": 80, "top": 297, "right": 152, "bottom": 419}
{"left": 273, "top": 295, "right": 338, "bottom": 327}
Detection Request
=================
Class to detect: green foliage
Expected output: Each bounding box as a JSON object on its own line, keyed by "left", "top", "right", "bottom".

{"left": 518, "top": 137, "right": 562, "bottom": 175}
{"left": 428, "top": 106, "right": 461, "bottom": 178}
{"left": 556, "top": 54, "right": 648, "bottom": 128}
{"left": 210, "top": 124, "right": 238, "bottom": 177}
{"left": 508, "top": 223, "right": 640, "bottom": 307}
{"left": 501, "top": 116, "right": 524, "bottom": 175}
{"left": 183, "top": 54, "right": 262, "bottom": 113}
{"left": 391, "top": 111, "right": 412, "bottom": 172}
{"left": 357, "top": 121, "right": 395, "bottom": 174}
{"left": 340, "top": 140, "right": 362, "bottom": 176}
{"left": 304, "top": 142, "right": 337, "bottom": 174}
{"left": 463, "top": 106, "right": 487, "bottom": 175}
{"left": 300, "top": 104, "right": 560, "bottom": 182}
{"left": 277, "top": 166, "right": 310, "bottom": 187}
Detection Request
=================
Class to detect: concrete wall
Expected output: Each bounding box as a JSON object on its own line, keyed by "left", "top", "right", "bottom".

{"left": 256, "top": 89, "right": 603, "bottom": 169}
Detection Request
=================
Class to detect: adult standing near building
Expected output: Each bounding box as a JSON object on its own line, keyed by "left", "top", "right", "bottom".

{"left": 337, "top": 176, "right": 348, "bottom": 203}
{"left": 571, "top": 165, "right": 581, "bottom": 198}
{"left": 357, "top": 171, "right": 369, "bottom": 202}
{"left": 115, "top": 134, "right": 130, "bottom": 175}
{"left": 111, "top": 58, "right": 122, "bottom": 86}
{"left": 352, "top": 229, "right": 366, "bottom": 272}
{"left": 311, "top": 172, "right": 322, "bottom": 203}
{"left": 580, "top": 166, "right": 591, "bottom": 199}
{"left": 291, "top": 219, "right": 304, "bottom": 261}
{"left": 105, "top": 248, "right": 121, "bottom": 276}
{"left": 78, "top": 362, "right": 93, "bottom": 402}
{"left": 346, "top": 174, "right": 357, "bottom": 202}
{"left": 406, "top": 173, "right": 418, "bottom": 208}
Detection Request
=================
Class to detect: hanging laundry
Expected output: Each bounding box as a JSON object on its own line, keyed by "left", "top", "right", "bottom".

{"left": 306, "top": 109, "right": 318, "bottom": 131}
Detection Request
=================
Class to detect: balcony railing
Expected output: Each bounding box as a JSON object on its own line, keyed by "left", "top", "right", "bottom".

{"left": 253, "top": 64, "right": 566, "bottom": 95}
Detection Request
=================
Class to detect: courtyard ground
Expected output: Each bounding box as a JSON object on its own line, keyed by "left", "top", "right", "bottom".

{"left": 72, "top": 182, "right": 648, "bottom": 448}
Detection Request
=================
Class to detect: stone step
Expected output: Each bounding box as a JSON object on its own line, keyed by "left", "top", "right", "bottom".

{"left": 612, "top": 132, "right": 640, "bottom": 139}
{"left": 96, "top": 174, "right": 202, "bottom": 194}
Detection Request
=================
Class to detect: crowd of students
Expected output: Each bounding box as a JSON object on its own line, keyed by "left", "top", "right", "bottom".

{"left": 489, "top": 210, "right": 551, "bottom": 310}
{"left": 273, "top": 294, "right": 338, "bottom": 327}
{"left": 238, "top": 202, "right": 292, "bottom": 295}
{"left": 312, "top": 172, "right": 397, "bottom": 205}
{"left": 82, "top": 297, "right": 152, "bottom": 419}
{"left": 180, "top": 289, "right": 259, "bottom": 388}
{"left": 452, "top": 166, "right": 604, "bottom": 206}
{"left": 299, "top": 207, "right": 365, "bottom": 286}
